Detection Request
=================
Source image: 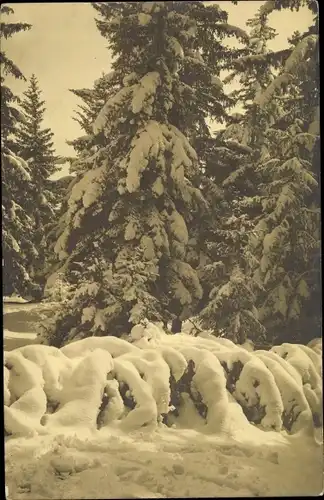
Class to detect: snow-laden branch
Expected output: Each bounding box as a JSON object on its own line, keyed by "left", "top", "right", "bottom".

{"left": 255, "top": 35, "right": 318, "bottom": 108}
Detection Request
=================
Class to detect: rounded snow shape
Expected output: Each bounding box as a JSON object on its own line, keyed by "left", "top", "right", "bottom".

{"left": 3, "top": 329, "right": 321, "bottom": 439}
{"left": 44, "top": 349, "right": 114, "bottom": 433}
{"left": 61, "top": 335, "right": 140, "bottom": 359}
{"left": 5, "top": 386, "right": 47, "bottom": 436}
{"left": 6, "top": 351, "right": 44, "bottom": 403}
{"left": 179, "top": 347, "right": 229, "bottom": 432}
{"left": 113, "top": 358, "right": 158, "bottom": 430}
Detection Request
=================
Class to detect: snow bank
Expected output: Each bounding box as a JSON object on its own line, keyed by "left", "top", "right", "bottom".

{"left": 113, "top": 358, "right": 158, "bottom": 430}
{"left": 5, "top": 386, "right": 47, "bottom": 436}
{"left": 4, "top": 366, "right": 10, "bottom": 406}
{"left": 234, "top": 357, "right": 284, "bottom": 431}
{"left": 119, "top": 350, "right": 171, "bottom": 415}
{"left": 4, "top": 321, "right": 323, "bottom": 499}
{"left": 3, "top": 323, "right": 322, "bottom": 441}
{"left": 15, "top": 344, "right": 73, "bottom": 402}
{"left": 271, "top": 343, "right": 321, "bottom": 394}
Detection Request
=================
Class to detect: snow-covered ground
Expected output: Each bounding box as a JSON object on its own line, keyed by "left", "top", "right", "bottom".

{"left": 5, "top": 414, "right": 323, "bottom": 499}
{"left": 4, "top": 296, "right": 29, "bottom": 304}
{"left": 4, "top": 305, "right": 323, "bottom": 498}
{"left": 4, "top": 330, "right": 37, "bottom": 352}
{"left": 3, "top": 300, "right": 53, "bottom": 351}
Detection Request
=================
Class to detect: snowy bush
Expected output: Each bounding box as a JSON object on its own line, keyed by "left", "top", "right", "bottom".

{"left": 4, "top": 323, "right": 322, "bottom": 439}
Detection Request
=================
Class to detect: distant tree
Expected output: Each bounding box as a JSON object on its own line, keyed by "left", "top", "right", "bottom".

{"left": 16, "top": 75, "right": 60, "bottom": 217}
{"left": 70, "top": 72, "right": 120, "bottom": 136}
{"left": 1, "top": 6, "right": 41, "bottom": 298}
{"left": 15, "top": 74, "right": 61, "bottom": 286}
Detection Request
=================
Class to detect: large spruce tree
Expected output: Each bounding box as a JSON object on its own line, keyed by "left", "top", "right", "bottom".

{"left": 40, "top": 1, "right": 245, "bottom": 346}
{"left": 1, "top": 6, "right": 41, "bottom": 298}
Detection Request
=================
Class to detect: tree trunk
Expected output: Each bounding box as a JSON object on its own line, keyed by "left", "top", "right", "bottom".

{"left": 171, "top": 317, "right": 182, "bottom": 334}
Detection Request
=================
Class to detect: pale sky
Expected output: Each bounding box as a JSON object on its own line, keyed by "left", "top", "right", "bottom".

{"left": 2, "top": 2, "right": 314, "bottom": 179}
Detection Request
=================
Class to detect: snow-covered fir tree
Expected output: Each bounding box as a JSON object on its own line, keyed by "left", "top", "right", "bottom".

{"left": 195, "top": 5, "right": 281, "bottom": 344}
{"left": 196, "top": 0, "right": 319, "bottom": 346}
{"left": 15, "top": 74, "right": 61, "bottom": 284}
{"left": 43, "top": 72, "right": 120, "bottom": 284}
{"left": 1, "top": 6, "right": 41, "bottom": 298}
{"left": 64, "top": 71, "right": 122, "bottom": 179}
{"left": 41, "top": 1, "right": 239, "bottom": 346}
{"left": 195, "top": 126, "right": 266, "bottom": 344}
{"left": 16, "top": 74, "right": 59, "bottom": 186}
{"left": 246, "top": 4, "right": 319, "bottom": 345}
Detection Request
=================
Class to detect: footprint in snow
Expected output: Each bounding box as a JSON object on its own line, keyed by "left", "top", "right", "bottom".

{"left": 114, "top": 464, "right": 141, "bottom": 476}
{"left": 218, "top": 445, "right": 253, "bottom": 457}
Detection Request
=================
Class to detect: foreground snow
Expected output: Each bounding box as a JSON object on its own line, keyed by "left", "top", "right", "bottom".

{"left": 5, "top": 418, "right": 323, "bottom": 498}
{"left": 4, "top": 320, "right": 323, "bottom": 498}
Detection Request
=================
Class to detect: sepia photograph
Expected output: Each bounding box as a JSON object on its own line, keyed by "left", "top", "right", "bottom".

{"left": 2, "top": 1, "right": 322, "bottom": 498}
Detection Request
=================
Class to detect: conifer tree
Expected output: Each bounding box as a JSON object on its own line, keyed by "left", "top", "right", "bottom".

{"left": 1, "top": 6, "right": 40, "bottom": 298}
{"left": 245, "top": 5, "right": 319, "bottom": 344}
{"left": 194, "top": 5, "right": 280, "bottom": 343}
{"left": 40, "top": 1, "right": 244, "bottom": 346}
{"left": 16, "top": 74, "right": 59, "bottom": 219}
{"left": 203, "top": 0, "right": 319, "bottom": 345}
{"left": 169, "top": 3, "right": 249, "bottom": 333}
{"left": 196, "top": 0, "right": 319, "bottom": 345}
{"left": 15, "top": 74, "right": 61, "bottom": 285}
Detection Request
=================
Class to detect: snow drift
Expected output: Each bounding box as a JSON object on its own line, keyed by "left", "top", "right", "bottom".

{"left": 4, "top": 323, "right": 322, "bottom": 440}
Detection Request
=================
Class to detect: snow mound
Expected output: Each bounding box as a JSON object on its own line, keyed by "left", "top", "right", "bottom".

{"left": 4, "top": 323, "right": 322, "bottom": 440}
